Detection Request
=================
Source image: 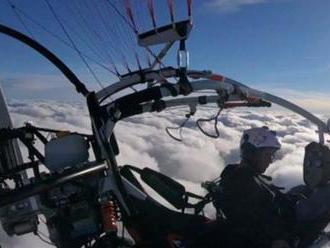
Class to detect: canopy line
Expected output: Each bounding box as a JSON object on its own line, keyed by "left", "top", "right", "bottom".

{"left": 124, "top": 0, "right": 138, "bottom": 34}
{"left": 147, "top": 0, "right": 157, "bottom": 30}
{"left": 44, "top": 0, "right": 104, "bottom": 89}
{"left": 7, "top": 0, "right": 35, "bottom": 39}
{"left": 12, "top": 2, "right": 117, "bottom": 76}
{"left": 167, "top": 0, "right": 175, "bottom": 25}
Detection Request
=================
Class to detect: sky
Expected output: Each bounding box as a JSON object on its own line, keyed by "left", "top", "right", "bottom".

{"left": 0, "top": 0, "right": 329, "bottom": 113}
{"left": 0, "top": 1, "right": 330, "bottom": 247}
{"left": 1, "top": 99, "right": 330, "bottom": 247}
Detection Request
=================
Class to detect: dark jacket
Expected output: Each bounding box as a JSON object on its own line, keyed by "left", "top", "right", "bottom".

{"left": 214, "top": 164, "right": 296, "bottom": 247}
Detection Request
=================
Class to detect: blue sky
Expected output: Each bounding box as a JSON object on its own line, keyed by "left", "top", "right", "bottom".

{"left": 0, "top": 0, "right": 329, "bottom": 111}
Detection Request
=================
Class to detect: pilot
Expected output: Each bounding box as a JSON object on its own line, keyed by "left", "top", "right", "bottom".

{"left": 213, "top": 126, "right": 330, "bottom": 248}
{"left": 214, "top": 127, "right": 295, "bottom": 248}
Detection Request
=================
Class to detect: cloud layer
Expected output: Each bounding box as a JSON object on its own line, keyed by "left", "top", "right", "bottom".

{"left": 1, "top": 100, "right": 330, "bottom": 247}
{"left": 206, "top": 0, "right": 268, "bottom": 12}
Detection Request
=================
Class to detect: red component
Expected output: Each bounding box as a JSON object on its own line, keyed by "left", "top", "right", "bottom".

{"left": 135, "top": 52, "right": 142, "bottom": 70}
{"left": 147, "top": 0, "right": 157, "bottom": 29}
{"left": 210, "top": 74, "right": 225, "bottom": 82}
{"left": 224, "top": 101, "right": 247, "bottom": 108}
{"left": 167, "top": 0, "right": 175, "bottom": 23}
{"left": 187, "top": 0, "right": 192, "bottom": 18}
{"left": 246, "top": 96, "right": 261, "bottom": 103}
{"left": 124, "top": 0, "right": 138, "bottom": 33}
{"left": 101, "top": 201, "right": 118, "bottom": 233}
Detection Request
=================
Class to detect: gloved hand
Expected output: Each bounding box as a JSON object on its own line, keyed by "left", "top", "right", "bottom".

{"left": 271, "top": 240, "right": 290, "bottom": 248}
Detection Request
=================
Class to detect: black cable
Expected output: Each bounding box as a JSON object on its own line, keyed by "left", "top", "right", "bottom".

{"left": 106, "top": 0, "right": 167, "bottom": 69}
{"left": 166, "top": 109, "right": 195, "bottom": 142}
{"left": 145, "top": 46, "right": 167, "bottom": 69}
{"left": 106, "top": 0, "right": 138, "bottom": 33}
{"left": 102, "top": 0, "right": 135, "bottom": 73}
{"left": 74, "top": 0, "right": 116, "bottom": 67}
{"left": 113, "top": 7, "right": 140, "bottom": 72}
{"left": 7, "top": 0, "right": 35, "bottom": 39}
{"left": 110, "top": 1, "right": 136, "bottom": 53}
{"left": 133, "top": 0, "right": 147, "bottom": 31}
{"left": 101, "top": 0, "right": 129, "bottom": 66}
{"left": 166, "top": 116, "right": 189, "bottom": 142}
{"left": 67, "top": 0, "right": 119, "bottom": 77}
{"left": 44, "top": 0, "right": 105, "bottom": 89}
{"left": 37, "top": 232, "right": 55, "bottom": 246}
{"left": 13, "top": 5, "right": 117, "bottom": 76}
{"left": 38, "top": 230, "right": 50, "bottom": 239}
{"left": 62, "top": 1, "right": 111, "bottom": 64}
{"left": 130, "top": 86, "right": 138, "bottom": 93}
{"left": 92, "top": 0, "right": 122, "bottom": 74}
{"left": 196, "top": 108, "right": 223, "bottom": 139}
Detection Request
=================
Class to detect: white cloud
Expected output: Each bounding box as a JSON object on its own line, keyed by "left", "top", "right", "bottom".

{"left": 1, "top": 100, "right": 330, "bottom": 247}
{"left": 254, "top": 87, "right": 330, "bottom": 115}
{"left": 207, "top": 0, "right": 268, "bottom": 12}
{"left": 0, "top": 75, "right": 86, "bottom": 101}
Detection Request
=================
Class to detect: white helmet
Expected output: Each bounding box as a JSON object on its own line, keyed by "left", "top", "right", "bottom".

{"left": 240, "top": 126, "right": 281, "bottom": 150}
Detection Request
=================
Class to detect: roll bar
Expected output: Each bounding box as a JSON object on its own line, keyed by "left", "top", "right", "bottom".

{"left": 103, "top": 79, "right": 330, "bottom": 144}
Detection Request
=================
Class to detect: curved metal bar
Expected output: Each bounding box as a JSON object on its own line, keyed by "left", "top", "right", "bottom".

{"left": 190, "top": 79, "right": 330, "bottom": 143}
{"left": 220, "top": 79, "right": 330, "bottom": 143}
{"left": 96, "top": 68, "right": 213, "bottom": 102}
{"left": 0, "top": 24, "right": 89, "bottom": 97}
{"left": 248, "top": 90, "right": 328, "bottom": 144}
{"left": 254, "top": 91, "right": 328, "bottom": 131}
{"left": 137, "top": 96, "right": 270, "bottom": 117}
{"left": 104, "top": 80, "right": 234, "bottom": 114}
{"left": 106, "top": 79, "right": 329, "bottom": 143}
{"left": 97, "top": 67, "right": 177, "bottom": 101}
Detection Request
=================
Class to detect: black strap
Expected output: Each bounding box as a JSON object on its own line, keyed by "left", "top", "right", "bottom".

{"left": 196, "top": 108, "right": 222, "bottom": 139}
{"left": 166, "top": 110, "right": 195, "bottom": 142}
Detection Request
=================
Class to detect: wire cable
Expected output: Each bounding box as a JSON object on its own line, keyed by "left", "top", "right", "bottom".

{"left": 105, "top": 0, "right": 167, "bottom": 69}
{"left": 7, "top": 0, "right": 35, "bottom": 39}
{"left": 106, "top": 0, "right": 138, "bottom": 34}
{"left": 67, "top": 0, "right": 118, "bottom": 74}
{"left": 196, "top": 108, "right": 223, "bottom": 138}
{"left": 166, "top": 114, "right": 191, "bottom": 142}
{"left": 92, "top": 1, "right": 122, "bottom": 75}
{"left": 79, "top": 0, "right": 117, "bottom": 65}
{"left": 10, "top": 5, "right": 117, "bottom": 76}
{"left": 102, "top": 0, "right": 136, "bottom": 73}
{"left": 44, "top": 0, "right": 104, "bottom": 89}
{"left": 166, "top": 106, "right": 196, "bottom": 142}
{"left": 37, "top": 231, "right": 55, "bottom": 246}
